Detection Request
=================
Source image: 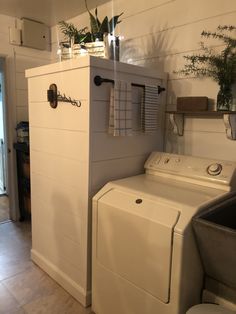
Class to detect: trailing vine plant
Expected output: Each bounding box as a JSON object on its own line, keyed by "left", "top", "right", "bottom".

{"left": 176, "top": 25, "right": 236, "bottom": 110}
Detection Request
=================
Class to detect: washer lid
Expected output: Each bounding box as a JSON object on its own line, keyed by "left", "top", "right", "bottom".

{"left": 106, "top": 174, "right": 229, "bottom": 234}
{"left": 96, "top": 188, "right": 179, "bottom": 303}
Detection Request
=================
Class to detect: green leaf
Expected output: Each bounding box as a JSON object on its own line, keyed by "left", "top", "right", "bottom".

{"left": 85, "top": 0, "right": 99, "bottom": 37}
{"left": 58, "top": 20, "right": 88, "bottom": 44}
{"left": 95, "top": 7, "right": 101, "bottom": 28}
{"left": 58, "top": 21, "right": 77, "bottom": 39}
{"left": 100, "top": 16, "right": 109, "bottom": 34}
{"left": 89, "top": 11, "right": 100, "bottom": 34}
{"left": 84, "top": 0, "right": 123, "bottom": 39}
{"left": 109, "top": 12, "right": 123, "bottom": 33}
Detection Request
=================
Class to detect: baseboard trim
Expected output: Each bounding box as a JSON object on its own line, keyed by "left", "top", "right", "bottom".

{"left": 31, "top": 249, "right": 91, "bottom": 307}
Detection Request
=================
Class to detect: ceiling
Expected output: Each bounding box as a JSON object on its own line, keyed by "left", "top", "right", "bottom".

{"left": 0, "top": 0, "right": 109, "bottom": 26}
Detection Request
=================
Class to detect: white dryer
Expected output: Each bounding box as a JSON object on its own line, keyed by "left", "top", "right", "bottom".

{"left": 92, "top": 152, "right": 236, "bottom": 314}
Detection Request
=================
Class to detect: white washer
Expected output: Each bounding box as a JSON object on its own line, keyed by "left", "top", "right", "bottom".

{"left": 92, "top": 152, "right": 236, "bottom": 314}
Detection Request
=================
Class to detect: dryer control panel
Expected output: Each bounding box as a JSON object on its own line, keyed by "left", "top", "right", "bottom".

{"left": 145, "top": 152, "right": 236, "bottom": 189}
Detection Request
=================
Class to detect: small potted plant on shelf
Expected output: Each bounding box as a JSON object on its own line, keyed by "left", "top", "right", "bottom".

{"left": 57, "top": 2, "right": 123, "bottom": 61}
{"left": 84, "top": 0, "right": 123, "bottom": 59}
{"left": 175, "top": 25, "right": 236, "bottom": 111}
{"left": 58, "top": 21, "right": 89, "bottom": 59}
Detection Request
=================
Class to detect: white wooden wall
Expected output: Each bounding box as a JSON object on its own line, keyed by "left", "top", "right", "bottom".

{"left": 14, "top": 48, "right": 52, "bottom": 123}
{"left": 2, "top": 1, "right": 236, "bottom": 220}
{"left": 51, "top": 0, "right": 236, "bottom": 162}
{"left": 0, "top": 14, "right": 51, "bottom": 220}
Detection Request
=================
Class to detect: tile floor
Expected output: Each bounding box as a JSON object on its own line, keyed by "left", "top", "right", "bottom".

{"left": 0, "top": 221, "right": 92, "bottom": 314}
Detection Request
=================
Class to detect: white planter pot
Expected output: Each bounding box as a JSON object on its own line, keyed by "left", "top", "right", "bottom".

{"left": 85, "top": 41, "right": 105, "bottom": 58}
{"left": 57, "top": 38, "right": 120, "bottom": 61}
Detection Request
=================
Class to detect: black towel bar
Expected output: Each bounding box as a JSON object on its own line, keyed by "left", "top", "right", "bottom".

{"left": 94, "top": 75, "right": 166, "bottom": 94}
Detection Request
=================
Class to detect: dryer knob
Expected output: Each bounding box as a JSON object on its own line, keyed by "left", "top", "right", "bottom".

{"left": 207, "top": 163, "right": 222, "bottom": 176}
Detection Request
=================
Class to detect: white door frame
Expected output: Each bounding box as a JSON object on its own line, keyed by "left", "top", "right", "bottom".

{"left": 0, "top": 54, "right": 19, "bottom": 221}
{"left": 0, "top": 57, "right": 9, "bottom": 194}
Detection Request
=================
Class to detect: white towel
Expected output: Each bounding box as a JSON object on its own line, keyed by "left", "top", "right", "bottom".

{"left": 109, "top": 81, "right": 132, "bottom": 136}
{"left": 141, "top": 85, "right": 160, "bottom": 133}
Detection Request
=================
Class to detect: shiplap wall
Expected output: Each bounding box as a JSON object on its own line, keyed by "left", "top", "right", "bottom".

{"left": 51, "top": 0, "right": 236, "bottom": 161}
{"left": 0, "top": 14, "right": 51, "bottom": 124}
{"left": 0, "top": 14, "right": 51, "bottom": 219}
{"left": 14, "top": 48, "right": 52, "bottom": 123}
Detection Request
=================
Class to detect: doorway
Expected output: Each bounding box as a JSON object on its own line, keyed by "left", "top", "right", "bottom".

{"left": 0, "top": 57, "right": 9, "bottom": 223}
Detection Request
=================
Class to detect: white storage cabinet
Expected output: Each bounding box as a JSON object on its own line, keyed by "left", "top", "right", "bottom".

{"left": 26, "top": 56, "right": 166, "bottom": 306}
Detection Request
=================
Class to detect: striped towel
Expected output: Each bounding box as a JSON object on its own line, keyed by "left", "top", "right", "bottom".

{"left": 108, "top": 81, "right": 132, "bottom": 136}
{"left": 141, "top": 85, "right": 160, "bottom": 133}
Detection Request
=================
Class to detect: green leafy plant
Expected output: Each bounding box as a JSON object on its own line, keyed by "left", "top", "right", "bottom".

{"left": 58, "top": 21, "right": 89, "bottom": 44}
{"left": 176, "top": 25, "right": 236, "bottom": 110}
{"left": 85, "top": 0, "right": 123, "bottom": 41}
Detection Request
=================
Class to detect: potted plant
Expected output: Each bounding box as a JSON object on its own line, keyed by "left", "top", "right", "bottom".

{"left": 84, "top": 0, "right": 123, "bottom": 59}
{"left": 85, "top": 0, "right": 123, "bottom": 41}
{"left": 176, "top": 25, "right": 236, "bottom": 111}
{"left": 58, "top": 21, "right": 90, "bottom": 59}
{"left": 58, "top": 2, "right": 123, "bottom": 60}
{"left": 58, "top": 21, "right": 88, "bottom": 45}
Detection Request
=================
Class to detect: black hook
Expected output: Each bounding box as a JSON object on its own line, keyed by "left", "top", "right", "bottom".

{"left": 47, "top": 84, "right": 58, "bottom": 108}
{"left": 47, "top": 84, "right": 81, "bottom": 109}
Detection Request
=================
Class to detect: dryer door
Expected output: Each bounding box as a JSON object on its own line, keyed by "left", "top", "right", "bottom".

{"left": 96, "top": 188, "right": 180, "bottom": 303}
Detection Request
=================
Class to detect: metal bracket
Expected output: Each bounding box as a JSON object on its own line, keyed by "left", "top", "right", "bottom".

{"left": 223, "top": 113, "right": 236, "bottom": 140}
{"left": 167, "top": 111, "right": 236, "bottom": 140}
{"left": 169, "top": 113, "right": 184, "bottom": 136}
{"left": 47, "top": 84, "right": 81, "bottom": 109}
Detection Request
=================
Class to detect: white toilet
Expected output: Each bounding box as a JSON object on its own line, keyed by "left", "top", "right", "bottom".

{"left": 187, "top": 304, "right": 235, "bottom": 314}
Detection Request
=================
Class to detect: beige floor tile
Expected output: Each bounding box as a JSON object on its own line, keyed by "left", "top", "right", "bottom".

{"left": 3, "top": 265, "right": 60, "bottom": 306}
{"left": 0, "top": 282, "right": 21, "bottom": 314}
{"left": 0, "top": 245, "right": 31, "bottom": 264}
{"left": 23, "top": 287, "right": 91, "bottom": 314}
{"left": 0, "top": 222, "right": 91, "bottom": 314}
{"left": 0, "top": 223, "right": 31, "bottom": 257}
{"left": 0, "top": 239, "right": 31, "bottom": 255}
{"left": 0, "top": 246, "right": 34, "bottom": 281}
{"left": 0, "top": 258, "right": 34, "bottom": 281}
{"left": 0, "top": 221, "right": 31, "bottom": 243}
{"left": 5, "top": 309, "right": 26, "bottom": 314}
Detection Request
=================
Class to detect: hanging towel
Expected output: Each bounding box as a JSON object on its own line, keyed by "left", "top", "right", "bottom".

{"left": 141, "top": 85, "right": 160, "bottom": 134}
{"left": 108, "top": 80, "right": 132, "bottom": 136}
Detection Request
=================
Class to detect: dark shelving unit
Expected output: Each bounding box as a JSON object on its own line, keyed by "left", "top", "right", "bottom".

{"left": 14, "top": 142, "right": 30, "bottom": 221}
